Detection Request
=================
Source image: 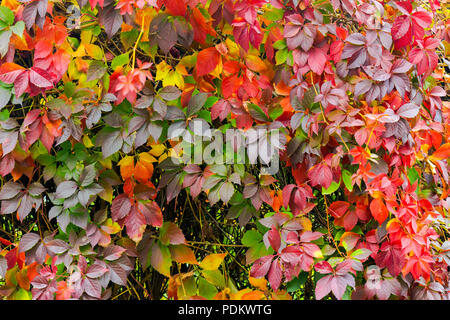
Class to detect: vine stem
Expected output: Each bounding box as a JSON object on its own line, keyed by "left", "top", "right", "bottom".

{"left": 310, "top": 73, "right": 329, "bottom": 125}
{"left": 322, "top": 195, "right": 344, "bottom": 257}
{"left": 365, "top": 119, "right": 378, "bottom": 152}
{"left": 131, "top": 16, "right": 146, "bottom": 71}
{"left": 310, "top": 74, "right": 350, "bottom": 153}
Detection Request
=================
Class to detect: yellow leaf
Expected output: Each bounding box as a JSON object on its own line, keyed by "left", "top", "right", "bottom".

{"left": 101, "top": 218, "right": 122, "bottom": 234}
{"left": 99, "top": 158, "right": 112, "bottom": 169}
{"left": 210, "top": 57, "right": 223, "bottom": 79}
{"left": 149, "top": 144, "right": 166, "bottom": 157}
{"left": 155, "top": 61, "right": 171, "bottom": 82}
{"left": 82, "top": 135, "right": 94, "bottom": 148}
{"left": 80, "top": 29, "right": 95, "bottom": 44}
{"left": 98, "top": 182, "right": 113, "bottom": 203}
{"left": 298, "top": 216, "right": 312, "bottom": 231}
{"left": 313, "top": 249, "right": 324, "bottom": 259}
{"left": 166, "top": 69, "right": 184, "bottom": 89}
{"left": 139, "top": 152, "right": 158, "bottom": 164}
{"left": 158, "top": 153, "right": 168, "bottom": 163}
{"left": 226, "top": 38, "right": 240, "bottom": 58}
{"left": 199, "top": 253, "right": 227, "bottom": 270}
{"left": 85, "top": 44, "right": 103, "bottom": 60}
{"left": 1, "top": 0, "right": 20, "bottom": 10}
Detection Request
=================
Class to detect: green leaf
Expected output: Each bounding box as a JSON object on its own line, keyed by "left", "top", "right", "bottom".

{"left": 275, "top": 48, "right": 288, "bottom": 65}
{"left": 0, "top": 7, "right": 14, "bottom": 26}
{"left": 0, "top": 108, "right": 9, "bottom": 121}
{"left": 248, "top": 103, "right": 269, "bottom": 122}
{"left": 200, "top": 269, "right": 226, "bottom": 289}
{"left": 322, "top": 179, "right": 340, "bottom": 195}
{"left": 269, "top": 105, "right": 283, "bottom": 120}
{"left": 263, "top": 8, "right": 284, "bottom": 21}
{"left": 286, "top": 272, "right": 308, "bottom": 292}
{"left": 342, "top": 169, "right": 353, "bottom": 191}
{"left": 11, "top": 21, "right": 25, "bottom": 37}
{"left": 198, "top": 277, "right": 218, "bottom": 299}
{"left": 64, "top": 82, "right": 76, "bottom": 97}
{"left": 111, "top": 52, "right": 129, "bottom": 70}
{"left": 272, "top": 40, "right": 287, "bottom": 50}
{"left": 13, "top": 288, "right": 32, "bottom": 300}
{"left": 242, "top": 230, "right": 262, "bottom": 247}
{"left": 120, "top": 29, "right": 139, "bottom": 50}
{"left": 407, "top": 167, "right": 419, "bottom": 184}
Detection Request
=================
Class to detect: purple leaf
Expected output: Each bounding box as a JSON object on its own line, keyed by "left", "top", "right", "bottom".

{"left": 103, "top": 245, "right": 126, "bottom": 261}
{"left": 111, "top": 193, "right": 132, "bottom": 221}
{"left": 315, "top": 274, "right": 333, "bottom": 299}
{"left": 397, "top": 103, "right": 420, "bottom": 118}
{"left": 0, "top": 181, "right": 22, "bottom": 200}
{"left": 55, "top": 181, "right": 78, "bottom": 199}
{"left": 83, "top": 277, "right": 102, "bottom": 298}
{"left": 19, "top": 232, "right": 41, "bottom": 252}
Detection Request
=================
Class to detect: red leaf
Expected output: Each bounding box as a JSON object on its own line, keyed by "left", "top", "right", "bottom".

{"left": 267, "top": 259, "right": 282, "bottom": 291}
{"left": 369, "top": 198, "right": 388, "bottom": 224}
{"left": 160, "top": 221, "right": 185, "bottom": 245}
{"left": 250, "top": 255, "right": 273, "bottom": 278}
{"left": 111, "top": 194, "right": 132, "bottom": 221}
{"left": 211, "top": 99, "right": 231, "bottom": 121}
{"left": 314, "top": 261, "right": 333, "bottom": 274}
{"left": 138, "top": 200, "right": 163, "bottom": 228}
{"left": 124, "top": 205, "right": 146, "bottom": 242}
{"left": 392, "top": 15, "right": 412, "bottom": 49}
{"left": 267, "top": 226, "right": 281, "bottom": 252}
{"left": 328, "top": 201, "right": 350, "bottom": 219}
{"left": 315, "top": 274, "right": 332, "bottom": 299}
{"left": 375, "top": 241, "right": 405, "bottom": 277}
{"left": 29, "top": 67, "right": 53, "bottom": 88}
{"left": 0, "top": 154, "right": 15, "bottom": 177}
{"left": 0, "top": 63, "right": 25, "bottom": 83}
{"left": 307, "top": 47, "right": 327, "bottom": 74}
{"left": 164, "top": 0, "right": 186, "bottom": 17}
{"left": 308, "top": 163, "right": 333, "bottom": 189}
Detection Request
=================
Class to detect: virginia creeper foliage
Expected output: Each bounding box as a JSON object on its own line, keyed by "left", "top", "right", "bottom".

{"left": 0, "top": 0, "right": 449, "bottom": 300}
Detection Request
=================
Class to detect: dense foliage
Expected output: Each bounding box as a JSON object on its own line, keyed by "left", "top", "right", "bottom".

{"left": 0, "top": 0, "right": 449, "bottom": 300}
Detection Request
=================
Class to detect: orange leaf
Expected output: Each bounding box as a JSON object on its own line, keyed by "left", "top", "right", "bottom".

{"left": 134, "top": 161, "right": 151, "bottom": 183}
{"left": 249, "top": 276, "right": 268, "bottom": 291}
{"left": 118, "top": 156, "right": 134, "bottom": 180}
{"left": 245, "top": 55, "right": 266, "bottom": 73}
{"left": 429, "top": 143, "right": 450, "bottom": 162}
{"left": 199, "top": 253, "right": 227, "bottom": 270}
{"left": 16, "top": 269, "right": 30, "bottom": 290}
{"left": 196, "top": 47, "right": 220, "bottom": 77}
{"left": 169, "top": 244, "right": 198, "bottom": 264}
